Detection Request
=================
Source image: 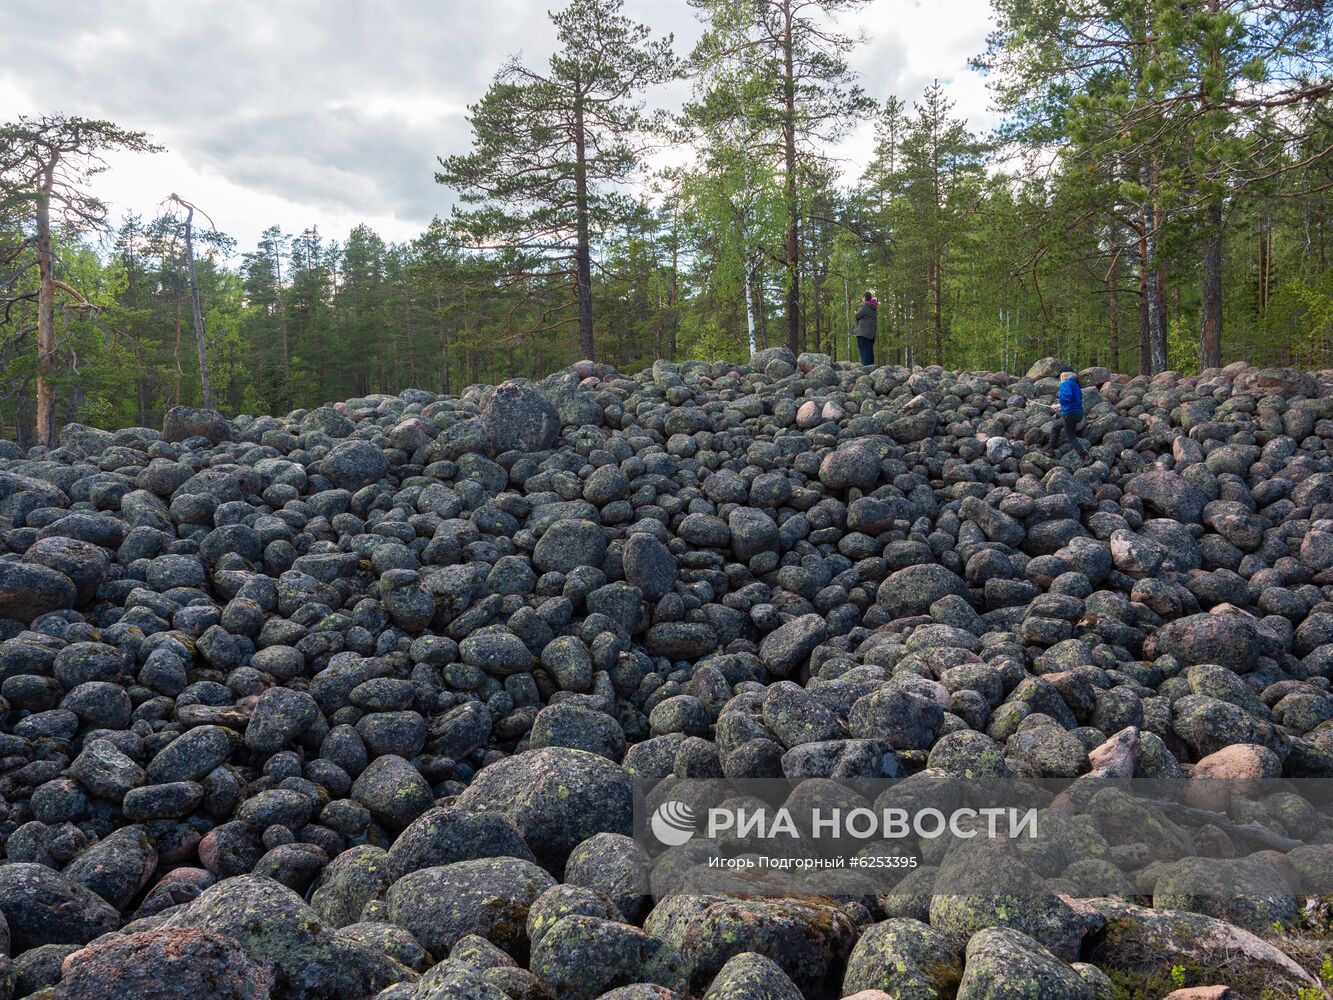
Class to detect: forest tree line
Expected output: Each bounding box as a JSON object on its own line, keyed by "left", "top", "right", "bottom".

{"left": 3, "top": 0, "right": 1332, "bottom": 447}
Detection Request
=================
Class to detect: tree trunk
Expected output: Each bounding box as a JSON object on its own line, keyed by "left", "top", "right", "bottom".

{"left": 403, "top": 283, "right": 417, "bottom": 389}
{"left": 437, "top": 291, "right": 451, "bottom": 395}
{"left": 181, "top": 205, "right": 213, "bottom": 409}
{"left": 1107, "top": 267, "right": 1120, "bottom": 373}
{"left": 743, "top": 254, "right": 757, "bottom": 357}
{"left": 668, "top": 229, "right": 679, "bottom": 360}
{"left": 842, "top": 277, "right": 851, "bottom": 364}
{"left": 573, "top": 94, "right": 596, "bottom": 361}
{"left": 781, "top": 3, "right": 800, "bottom": 355}
{"left": 933, "top": 255, "right": 944, "bottom": 365}
{"left": 16, "top": 392, "right": 34, "bottom": 452}
{"left": 1199, "top": 0, "right": 1224, "bottom": 373}
{"left": 885, "top": 288, "right": 896, "bottom": 364}
{"left": 1155, "top": 248, "right": 1169, "bottom": 372}
{"left": 1319, "top": 206, "right": 1327, "bottom": 272}
{"left": 35, "top": 157, "right": 57, "bottom": 448}
{"left": 1145, "top": 253, "right": 1166, "bottom": 374}
{"left": 1142, "top": 198, "right": 1167, "bottom": 375}
{"left": 753, "top": 261, "right": 769, "bottom": 349}
{"left": 1200, "top": 197, "right": 1223, "bottom": 371}
{"left": 1264, "top": 228, "right": 1274, "bottom": 314}
{"left": 1137, "top": 233, "right": 1151, "bottom": 376}
{"left": 812, "top": 262, "right": 823, "bottom": 356}
{"left": 274, "top": 247, "right": 290, "bottom": 408}
{"left": 174, "top": 308, "right": 183, "bottom": 407}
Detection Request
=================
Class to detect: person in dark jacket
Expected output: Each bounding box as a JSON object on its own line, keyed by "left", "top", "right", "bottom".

{"left": 854, "top": 291, "right": 877, "bottom": 365}
{"left": 1049, "top": 368, "right": 1088, "bottom": 460}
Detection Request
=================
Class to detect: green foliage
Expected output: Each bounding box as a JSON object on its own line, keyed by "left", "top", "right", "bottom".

{"left": 2, "top": 0, "right": 1332, "bottom": 442}
{"left": 1264, "top": 274, "right": 1333, "bottom": 371}
{"left": 436, "top": 0, "right": 675, "bottom": 360}
{"left": 686, "top": 0, "right": 876, "bottom": 352}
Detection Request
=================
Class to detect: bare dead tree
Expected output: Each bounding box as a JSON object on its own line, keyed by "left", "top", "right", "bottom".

{"left": 166, "top": 193, "right": 220, "bottom": 409}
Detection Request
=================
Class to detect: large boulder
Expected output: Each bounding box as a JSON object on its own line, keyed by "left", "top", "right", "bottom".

{"left": 61, "top": 824, "right": 158, "bottom": 911}
{"left": 533, "top": 519, "right": 607, "bottom": 574}
{"left": 0, "top": 560, "right": 77, "bottom": 623}
{"left": 319, "top": 440, "right": 389, "bottom": 491}
{"left": 57, "top": 927, "right": 276, "bottom": 1000}
{"left": 481, "top": 381, "right": 561, "bottom": 452}
{"left": 842, "top": 918, "right": 962, "bottom": 1000}
{"left": 350, "top": 754, "right": 433, "bottom": 832}
{"left": 703, "top": 951, "right": 803, "bottom": 1000}
{"left": 818, "top": 443, "right": 880, "bottom": 492}
{"left": 877, "top": 564, "right": 970, "bottom": 619}
{"left": 644, "top": 893, "right": 857, "bottom": 996}
{"left": 929, "top": 838, "right": 1085, "bottom": 961}
{"left": 0, "top": 864, "right": 119, "bottom": 952}
{"left": 1084, "top": 898, "right": 1317, "bottom": 996}
{"left": 20, "top": 536, "right": 108, "bottom": 607}
{"left": 385, "top": 857, "right": 555, "bottom": 958}
{"left": 530, "top": 915, "right": 686, "bottom": 1000}
{"left": 956, "top": 927, "right": 1090, "bottom": 1000}
{"left": 1151, "top": 612, "right": 1260, "bottom": 672}
{"left": 622, "top": 533, "right": 677, "bottom": 601}
{"left": 1027, "top": 357, "right": 1067, "bottom": 380}
{"left": 1151, "top": 856, "right": 1299, "bottom": 933}
{"left": 162, "top": 405, "right": 230, "bottom": 444}
{"left": 308, "top": 845, "right": 395, "bottom": 930}
{"left": 385, "top": 805, "right": 537, "bottom": 879}
{"left": 1124, "top": 471, "right": 1207, "bottom": 524}
{"left": 456, "top": 747, "right": 633, "bottom": 863}
{"left": 58, "top": 422, "right": 116, "bottom": 455}
{"left": 758, "top": 614, "right": 827, "bottom": 677}
{"left": 164, "top": 874, "right": 411, "bottom": 1000}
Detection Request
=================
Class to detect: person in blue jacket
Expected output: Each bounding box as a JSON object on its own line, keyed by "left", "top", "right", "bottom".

{"left": 1049, "top": 368, "right": 1088, "bottom": 460}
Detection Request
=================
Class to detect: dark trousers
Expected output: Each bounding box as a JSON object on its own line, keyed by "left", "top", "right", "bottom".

{"left": 1050, "top": 410, "right": 1087, "bottom": 456}
{"left": 856, "top": 336, "right": 875, "bottom": 365}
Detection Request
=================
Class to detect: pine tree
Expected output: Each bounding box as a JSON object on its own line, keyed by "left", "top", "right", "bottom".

{"left": 336, "top": 224, "right": 388, "bottom": 396}
{"left": 437, "top": 0, "right": 675, "bottom": 362}
{"left": 241, "top": 225, "right": 292, "bottom": 411}
{"left": 286, "top": 227, "right": 333, "bottom": 402}
{"left": 899, "top": 83, "right": 986, "bottom": 364}
{"left": 687, "top": 0, "right": 874, "bottom": 354}
{"left": 979, "top": 0, "right": 1333, "bottom": 373}
{"left": 0, "top": 115, "right": 160, "bottom": 444}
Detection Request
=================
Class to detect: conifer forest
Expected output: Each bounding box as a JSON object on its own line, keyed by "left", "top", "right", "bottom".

{"left": 3, "top": 0, "right": 1332, "bottom": 446}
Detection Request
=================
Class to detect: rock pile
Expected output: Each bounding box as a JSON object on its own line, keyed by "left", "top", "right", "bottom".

{"left": 0, "top": 353, "right": 1331, "bottom": 999}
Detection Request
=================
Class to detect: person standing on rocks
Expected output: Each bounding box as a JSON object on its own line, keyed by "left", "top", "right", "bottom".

{"left": 854, "top": 290, "right": 878, "bottom": 366}
{"left": 1048, "top": 368, "right": 1088, "bottom": 461}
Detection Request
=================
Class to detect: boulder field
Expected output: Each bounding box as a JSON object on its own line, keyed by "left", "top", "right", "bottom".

{"left": 0, "top": 352, "right": 1331, "bottom": 998}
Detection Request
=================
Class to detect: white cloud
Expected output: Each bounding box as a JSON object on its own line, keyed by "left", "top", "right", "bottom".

{"left": 0, "top": 0, "right": 997, "bottom": 253}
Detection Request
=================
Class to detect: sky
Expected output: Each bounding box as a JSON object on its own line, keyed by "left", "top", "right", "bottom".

{"left": 0, "top": 0, "right": 998, "bottom": 254}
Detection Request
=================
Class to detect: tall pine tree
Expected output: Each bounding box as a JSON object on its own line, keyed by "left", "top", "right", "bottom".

{"left": 436, "top": 0, "right": 675, "bottom": 361}
{"left": 0, "top": 115, "right": 160, "bottom": 443}
{"left": 688, "top": 0, "right": 874, "bottom": 354}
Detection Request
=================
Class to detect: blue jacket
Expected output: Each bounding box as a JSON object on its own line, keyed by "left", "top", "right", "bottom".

{"left": 1058, "top": 378, "right": 1084, "bottom": 414}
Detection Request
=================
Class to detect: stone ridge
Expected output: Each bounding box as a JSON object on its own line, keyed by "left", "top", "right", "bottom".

{"left": 0, "top": 350, "right": 1330, "bottom": 999}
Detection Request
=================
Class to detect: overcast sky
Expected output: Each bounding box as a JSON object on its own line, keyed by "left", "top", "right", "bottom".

{"left": 0, "top": 0, "right": 997, "bottom": 254}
